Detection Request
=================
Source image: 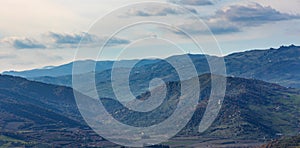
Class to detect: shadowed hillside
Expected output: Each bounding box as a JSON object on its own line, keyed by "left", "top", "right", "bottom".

{"left": 0, "top": 74, "right": 299, "bottom": 147}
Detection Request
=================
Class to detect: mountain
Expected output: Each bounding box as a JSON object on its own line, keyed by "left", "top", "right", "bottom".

{"left": 225, "top": 44, "right": 300, "bottom": 88}
{"left": 2, "top": 45, "right": 300, "bottom": 147}
{"left": 15, "top": 45, "right": 300, "bottom": 89}
{"left": 2, "top": 59, "right": 161, "bottom": 78}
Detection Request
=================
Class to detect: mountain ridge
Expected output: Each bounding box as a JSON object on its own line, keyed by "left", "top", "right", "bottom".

{"left": 2, "top": 59, "right": 161, "bottom": 78}
{"left": 4, "top": 44, "right": 300, "bottom": 88}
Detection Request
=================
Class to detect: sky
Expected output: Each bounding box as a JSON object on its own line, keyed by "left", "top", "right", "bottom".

{"left": 0, "top": 0, "right": 300, "bottom": 72}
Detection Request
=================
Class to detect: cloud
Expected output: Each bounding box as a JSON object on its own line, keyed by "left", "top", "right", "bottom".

{"left": 171, "top": 0, "right": 214, "bottom": 6}
{"left": 0, "top": 54, "right": 16, "bottom": 59}
{"left": 47, "top": 32, "right": 130, "bottom": 48}
{"left": 214, "top": 3, "right": 300, "bottom": 26}
{"left": 0, "top": 32, "right": 131, "bottom": 50}
{"left": 47, "top": 32, "right": 97, "bottom": 45}
{"left": 206, "top": 20, "right": 240, "bottom": 34}
{"left": 126, "top": 7, "right": 197, "bottom": 17}
{"left": 0, "top": 37, "right": 46, "bottom": 49}
{"left": 174, "top": 3, "right": 300, "bottom": 36}
{"left": 175, "top": 20, "right": 240, "bottom": 35}
{"left": 106, "top": 37, "right": 131, "bottom": 46}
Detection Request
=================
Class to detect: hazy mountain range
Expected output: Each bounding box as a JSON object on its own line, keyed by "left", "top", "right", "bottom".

{"left": 3, "top": 45, "right": 300, "bottom": 88}
{"left": 3, "top": 59, "right": 161, "bottom": 78}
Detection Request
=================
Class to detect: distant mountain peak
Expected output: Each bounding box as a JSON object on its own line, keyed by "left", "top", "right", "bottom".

{"left": 279, "top": 44, "right": 298, "bottom": 48}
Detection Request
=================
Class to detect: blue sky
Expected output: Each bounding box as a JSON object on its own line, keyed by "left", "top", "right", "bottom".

{"left": 0, "top": 0, "right": 299, "bottom": 72}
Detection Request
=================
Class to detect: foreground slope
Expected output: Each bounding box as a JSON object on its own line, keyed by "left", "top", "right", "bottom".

{"left": 194, "top": 75, "right": 300, "bottom": 139}
{"left": 0, "top": 75, "right": 114, "bottom": 147}
{"left": 99, "top": 74, "right": 300, "bottom": 140}
{"left": 260, "top": 135, "right": 300, "bottom": 148}
{"left": 0, "top": 74, "right": 299, "bottom": 147}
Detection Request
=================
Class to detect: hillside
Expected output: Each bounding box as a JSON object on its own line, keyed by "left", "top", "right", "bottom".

{"left": 98, "top": 74, "right": 300, "bottom": 140}
{"left": 0, "top": 75, "right": 115, "bottom": 147}
{"left": 0, "top": 74, "right": 299, "bottom": 147}
{"left": 260, "top": 135, "right": 300, "bottom": 148}
{"left": 195, "top": 76, "right": 300, "bottom": 139}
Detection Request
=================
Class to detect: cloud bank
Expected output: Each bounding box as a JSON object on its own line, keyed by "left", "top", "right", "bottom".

{"left": 171, "top": 0, "right": 214, "bottom": 6}
{"left": 126, "top": 6, "right": 197, "bottom": 17}
{"left": 47, "top": 32, "right": 131, "bottom": 48}
{"left": 0, "top": 32, "right": 131, "bottom": 49}
{"left": 176, "top": 3, "right": 300, "bottom": 35}
{"left": 214, "top": 3, "right": 300, "bottom": 27}
{"left": 0, "top": 37, "right": 46, "bottom": 49}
